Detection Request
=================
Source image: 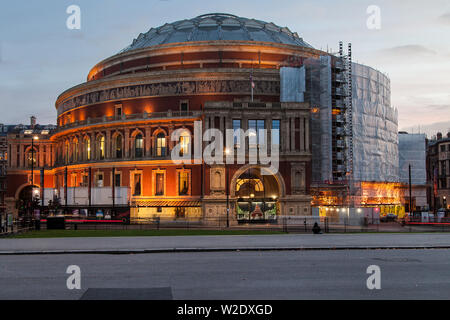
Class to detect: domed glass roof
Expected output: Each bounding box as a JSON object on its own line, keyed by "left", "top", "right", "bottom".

{"left": 120, "top": 13, "right": 313, "bottom": 53}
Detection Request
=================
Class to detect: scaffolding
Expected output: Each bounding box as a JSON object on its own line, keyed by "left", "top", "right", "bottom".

{"left": 280, "top": 43, "right": 399, "bottom": 209}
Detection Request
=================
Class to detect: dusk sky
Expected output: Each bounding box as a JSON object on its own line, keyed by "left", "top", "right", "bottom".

{"left": 0, "top": 0, "right": 449, "bottom": 137}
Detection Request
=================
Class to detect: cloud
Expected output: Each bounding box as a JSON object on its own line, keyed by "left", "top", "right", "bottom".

{"left": 380, "top": 45, "right": 436, "bottom": 56}
{"left": 438, "top": 12, "right": 450, "bottom": 25}
{"left": 425, "top": 104, "right": 450, "bottom": 111}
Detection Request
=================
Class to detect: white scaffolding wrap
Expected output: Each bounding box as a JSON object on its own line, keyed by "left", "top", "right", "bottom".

{"left": 280, "top": 67, "right": 305, "bottom": 102}
{"left": 351, "top": 63, "right": 399, "bottom": 182}
{"left": 281, "top": 59, "right": 400, "bottom": 185}
{"left": 398, "top": 133, "right": 426, "bottom": 185}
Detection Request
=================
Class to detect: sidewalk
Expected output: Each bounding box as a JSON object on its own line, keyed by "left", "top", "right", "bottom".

{"left": 1, "top": 233, "right": 450, "bottom": 254}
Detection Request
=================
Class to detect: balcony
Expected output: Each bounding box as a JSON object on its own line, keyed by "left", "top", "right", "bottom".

{"left": 57, "top": 110, "right": 202, "bottom": 132}
{"left": 43, "top": 187, "right": 129, "bottom": 206}
{"left": 54, "top": 153, "right": 173, "bottom": 167}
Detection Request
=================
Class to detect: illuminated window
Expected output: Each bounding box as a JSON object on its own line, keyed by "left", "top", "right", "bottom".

{"left": 156, "top": 133, "right": 166, "bottom": 157}
{"left": 178, "top": 170, "right": 190, "bottom": 196}
{"left": 179, "top": 132, "right": 190, "bottom": 156}
{"left": 73, "top": 139, "right": 78, "bottom": 162}
{"left": 84, "top": 137, "right": 91, "bottom": 161}
{"left": 115, "top": 135, "right": 123, "bottom": 158}
{"left": 155, "top": 172, "right": 164, "bottom": 196}
{"left": 97, "top": 136, "right": 105, "bottom": 160}
{"left": 26, "top": 149, "right": 37, "bottom": 168}
{"left": 133, "top": 173, "right": 142, "bottom": 196}
{"left": 235, "top": 178, "right": 264, "bottom": 192}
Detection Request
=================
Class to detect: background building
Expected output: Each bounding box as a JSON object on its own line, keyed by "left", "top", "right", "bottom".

{"left": 0, "top": 124, "right": 9, "bottom": 222}
{"left": 398, "top": 132, "right": 427, "bottom": 211}
{"left": 5, "top": 119, "right": 56, "bottom": 217}
{"left": 427, "top": 132, "right": 450, "bottom": 211}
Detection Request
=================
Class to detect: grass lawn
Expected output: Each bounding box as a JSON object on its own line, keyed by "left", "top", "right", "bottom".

{"left": 9, "top": 229, "right": 286, "bottom": 238}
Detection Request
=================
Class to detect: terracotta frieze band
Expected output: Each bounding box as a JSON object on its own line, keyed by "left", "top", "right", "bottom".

{"left": 57, "top": 79, "right": 280, "bottom": 115}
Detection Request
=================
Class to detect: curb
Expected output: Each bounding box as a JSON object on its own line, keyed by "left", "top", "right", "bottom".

{"left": 1, "top": 245, "right": 450, "bottom": 255}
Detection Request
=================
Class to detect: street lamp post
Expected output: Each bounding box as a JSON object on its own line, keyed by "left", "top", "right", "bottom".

{"left": 30, "top": 135, "right": 38, "bottom": 186}
{"left": 30, "top": 136, "right": 39, "bottom": 224}
{"left": 225, "top": 148, "right": 231, "bottom": 228}
{"left": 408, "top": 164, "right": 412, "bottom": 218}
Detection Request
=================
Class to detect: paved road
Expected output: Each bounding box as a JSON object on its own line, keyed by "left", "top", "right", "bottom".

{"left": 1, "top": 233, "right": 450, "bottom": 254}
{"left": 0, "top": 249, "right": 449, "bottom": 299}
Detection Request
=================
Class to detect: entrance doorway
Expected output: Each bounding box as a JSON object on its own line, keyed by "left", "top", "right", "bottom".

{"left": 234, "top": 167, "right": 280, "bottom": 222}
{"left": 17, "top": 185, "right": 39, "bottom": 217}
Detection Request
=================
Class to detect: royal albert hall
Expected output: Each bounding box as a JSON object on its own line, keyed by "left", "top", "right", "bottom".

{"left": 7, "top": 13, "right": 322, "bottom": 224}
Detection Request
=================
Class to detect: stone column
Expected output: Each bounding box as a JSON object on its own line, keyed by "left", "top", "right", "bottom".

{"left": 299, "top": 116, "right": 305, "bottom": 152}
{"left": 124, "top": 128, "right": 130, "bottom": 158}
{"left": 284, "top": 118, "right": 290, "bottom": 152}
{"left": 305, "top": 116, "right": 310, "bottom": 152}
{"left": 168, "top": 124, "right": 174, "bottom": 153}
{"left": 266, "top": 116, "right": 272, "bottom": 151}
{"left": 38, "top": 144, "right": 44, "bottom": 168}
{"left": 290, "top": 117, "right": 295, "bottom": 152}
{"left": 52, "top": 144, "right": 56, "bottom": 166}
{"left": 11, "top": 143, "right": 17, "bottom": 168}
{"left": 106, "top": 130, "right": 111, "bottom": 159}
{"left": 19, "top": 143, "right": 24, "bottom": 168}
{"left": 145, "top": 127, "right": 151, "bottom": 157}
{"left": 47, "top": 143, "right": 52, "bottom": 167}
{"left": 90, "top": 132, "right": 96, "bottom": 160}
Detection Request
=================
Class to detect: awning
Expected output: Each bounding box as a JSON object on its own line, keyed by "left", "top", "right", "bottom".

{"left": 131, "top": 200, "right": 202, "bottom": 207}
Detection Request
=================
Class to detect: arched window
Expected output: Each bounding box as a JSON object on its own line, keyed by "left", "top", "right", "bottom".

{"left": 235, "top": 170, "right": 265, "bottom": 198}
{"left": 26, "top": 148, "right": 37, "bottom": 168}
{"left": 115, "top": 134, "right": 123, "bottom": 158}
{"left": 73, "top": 139, "right": 79, "bottom": 162}
{"left": 179, "top": 131, "right": 190, "bottom": 156}
{"left": 97, "top": 135, "right": 105, "bottom": 160}
{"left": 134, "top": 134, "right": 143, "bottom": 158}
{"left": 156, "top": 133, "right": 166, "bottom": 157}
{"left": 83, "top": 137, "right": 91, "bottom": 161}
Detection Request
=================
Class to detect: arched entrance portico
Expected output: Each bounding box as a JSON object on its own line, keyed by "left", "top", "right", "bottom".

{"left": 15, "top": 184, "right": 40, "bottom": 217}
{"left": 230, "top": 165, "right": 286, "bottom": 222}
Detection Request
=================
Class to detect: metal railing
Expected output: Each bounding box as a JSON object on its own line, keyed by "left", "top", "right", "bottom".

{"left": 0, "top": 218, "right": 36, "bottom": 237}
{"left": 15, "top": 216, "right": 450, "bottom": 233}
{"left": 57, "top": 110, "right": 202, "bottom": 132}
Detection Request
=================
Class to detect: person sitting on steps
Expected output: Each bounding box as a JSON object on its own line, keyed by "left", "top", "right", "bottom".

{"left": 312, "top": 222, "right": 322, "bottom": 234}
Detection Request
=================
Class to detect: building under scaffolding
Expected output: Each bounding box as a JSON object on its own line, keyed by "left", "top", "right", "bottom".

{"left": 281, "top": 42, "right": 411, "bottom": 219}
